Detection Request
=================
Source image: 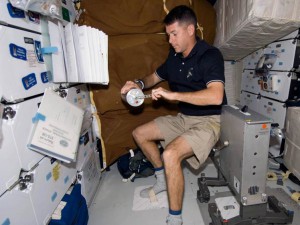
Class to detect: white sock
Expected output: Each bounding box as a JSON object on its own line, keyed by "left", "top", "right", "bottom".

{"left": 166, "top": 214, "right": 183, "bottom": 225}
{"left": 140, "top": 168, "right": 166, "bottom": 198}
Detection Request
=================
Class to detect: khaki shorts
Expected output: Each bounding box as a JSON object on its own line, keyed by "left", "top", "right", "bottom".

{"left": 154, "top": 113, "right": 220, "bottom": 169}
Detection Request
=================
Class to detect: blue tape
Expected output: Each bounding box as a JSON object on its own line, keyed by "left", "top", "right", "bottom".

{"left": 2, "top": 218, "right": 10, "bottom": 225}
{"left": 41, "top": 47, "right": 58, "bottom": 54}
{"left": 32, "top": 113, "right": 46, "bottom": 123}
{"left": 51, "top": 192, "right": 57, "bottom": 202}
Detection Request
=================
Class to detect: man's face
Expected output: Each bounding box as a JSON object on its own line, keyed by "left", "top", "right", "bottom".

{"left": 166, "top": 21, "right": 192, "bottom": 55}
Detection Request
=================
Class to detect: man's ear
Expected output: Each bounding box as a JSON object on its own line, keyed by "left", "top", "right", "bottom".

{"left": 187, "top": 24, "right": 195, "bottom": 36}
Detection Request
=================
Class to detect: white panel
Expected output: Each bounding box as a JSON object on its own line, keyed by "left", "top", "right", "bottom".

{"left": 0, "top": 189, "right": 37, "bottom": 225}
{"left": 242, "top": 49, "right": 264, "bottom": 70}
{"left": 257, "top": 96, "right": 286, "bottom": 128}
{"left": 241, "top": 70, "right": 292, "bottom": 102}
{"left": 76, "top": 127, "right": 95, "bottom": 171}
{"left": 264, "top": 38, "right": 298, "bottom": 71}
{"left": 0, "top": 25, "right": 56, "bottom": 102}
{"left": 241, "top": 70, "right": 260, "bottom": 95}
{"left": 240, "top": 91, "right": 286, "bottom": 128}
{"left": 30, "top": 157, "right": 76, "bottom": 225}
{"left": 0, "top": 124, "right": 21, "bottom": 195}
{"left": 224, "top": 61, "right": 240, "bottom": 105}
{"left": 77, "top": 150, "right": 101, "bottom": 207}
{"left": 0, "top": 97, "right": 45, "bottom": 195}
{"left": 0, "top": 1, "right": 42, "bottom": 33}
{"left": 63, "top": 84, "right": 91, "bottom": 110}
{"left": 240, "top": 91, "right": 260, "bottom": 112}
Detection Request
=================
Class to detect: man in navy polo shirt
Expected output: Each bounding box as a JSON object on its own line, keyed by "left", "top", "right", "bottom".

{"left": 121, "top": 5, "right": 226, "bottom": 225}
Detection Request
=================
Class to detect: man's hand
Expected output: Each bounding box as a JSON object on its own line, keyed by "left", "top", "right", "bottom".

{"left": 120, "top": 81, "right": 141, "bottom": 95}
{"left": 151, "top": 87, "right": 176, "bottom": 101}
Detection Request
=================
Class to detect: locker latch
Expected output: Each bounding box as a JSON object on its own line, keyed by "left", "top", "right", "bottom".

{"left": 58, "top": 89, "right": 67, "bottom": 98}
{"left": 2, "top": 107, "right": 16, "bottom": 120}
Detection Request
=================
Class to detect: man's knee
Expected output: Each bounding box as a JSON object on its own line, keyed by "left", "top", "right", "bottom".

{"left": 132, "top": 126, "right": 144, "bottom": 142}
{"left": 162, "top": 147, "right": 180, "bottom": 167}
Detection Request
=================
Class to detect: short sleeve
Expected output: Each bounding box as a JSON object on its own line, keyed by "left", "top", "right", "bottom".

{"left": 155, "top": 61, "right": 167, "bottom": 80}
{"left": 202, "top": 49, "right": 225, "bottom": 86}
{"left": 155, "top": 50, "right": 175, "bottom": 81}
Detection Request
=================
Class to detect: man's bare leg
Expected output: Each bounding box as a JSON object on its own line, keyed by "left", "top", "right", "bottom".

{"left": 163, "top": 136, "right": 194, "bottom": 225}
{"left": 132, "top": 121, "right": 167, "bottom": 197}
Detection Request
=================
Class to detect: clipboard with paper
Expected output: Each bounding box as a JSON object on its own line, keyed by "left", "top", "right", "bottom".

{"left": 28, "top": 89, "right": 84, "bottom": 163}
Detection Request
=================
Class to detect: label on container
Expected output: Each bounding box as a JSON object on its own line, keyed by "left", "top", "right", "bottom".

{"left": 9, "top": 43, "right": 27, "bottom": 61}
{"left": 22, "top": 73, "right": 37, "bottom": 90}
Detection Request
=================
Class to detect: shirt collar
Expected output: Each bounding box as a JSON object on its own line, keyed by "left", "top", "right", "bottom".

{"left": 174, "top": 37, "right": 210, "bottom": 60}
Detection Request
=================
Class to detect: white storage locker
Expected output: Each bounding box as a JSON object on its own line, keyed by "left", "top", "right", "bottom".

{"left": 240, "top": 91, "right": 286, "bottom": 128}
{"left": 0, "top": 25, "right": 56, "bottom": 102}
{"left": 76, "top": 127, "right": 96, "bottom": 171}
{"left": 62, "top": 84, "right": 91, "bottom": 110}
{"left": 0, "top": 131, "right": 21, "bottom": 195}
{"left": 258, "top": 97, "right": 286, "bottom": 128}
{"left": 29, "top": 157, "right": 76, "bottom": 225}
{"left": 0, "top": 1, "right": 42, "bottom": 33}
{"left": 214, "top": 0, "right": 300, "bottom": 60}
{"left": 241, "top": 70, "right": 293, "bottom": 102}
{"left": 0, "top": 96, "right": 45, "bottom": 195}
{"left": 242, "top": 49, "right": 264, "bottom": 70}
{"left": 264, "top": 38, "right": 299, "bottom": 72}
{"left": 0, "top": 188, "right": 37, "bottom": 225}
{"left": 240, "top": 91, "right": 260, "bottom": 112}
{"left": 77, "top": 150, "right": 101, "bottom": 207}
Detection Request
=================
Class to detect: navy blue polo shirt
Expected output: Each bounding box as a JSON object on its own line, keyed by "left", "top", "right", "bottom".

{"left": 155, "top": 38, "right": 226, "bottom": 116}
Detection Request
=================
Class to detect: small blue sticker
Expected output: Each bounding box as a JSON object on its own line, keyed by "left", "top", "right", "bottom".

{"left": 34, "top": 40, "right": 44, "bottom": 63}
{"left": 2, "top": 218, "right": 10, "bottom": 225}
{"left": 7, "top": 3, "right": 25, "bottom": 18}
{"left": 41, "top": 72, "right": 49, "bottom": 83}
{"left": 51, "top": 192, "right": 57, "bottom": 202}
{"left": 64, "top": 176, "right": 69, "bottom": 184}
{"left": 46, "top": 172, "right": 52, "bottom": 181}
{"left": 32, "top": 113, "right": 46, "bottom": 123}
{"left": 22, "top": 73, "right": 37, "bottom": 90}
{"left": 9, "top": 44, "right": 27, "bottom": 61}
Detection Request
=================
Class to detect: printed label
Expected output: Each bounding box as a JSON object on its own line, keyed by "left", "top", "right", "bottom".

{"left": 22, "top": 73, "right": 37, "bottom": 90}
{"left": 34, "top": 40, "right": 44, "bottom": 63}
{"left": 27, "top": 50, "right": 37, "bottom": 67}
{"left": 24, "top": 37, "right": 34, "bottom": 45}
{"left": 7, "top": 3, "right": 25, "bottom": 18}
{"left": 9, "top": 44, "right": 27, "bottom": 61}
{"left": 41, "top": 72, "right": 49, "bottom": 83}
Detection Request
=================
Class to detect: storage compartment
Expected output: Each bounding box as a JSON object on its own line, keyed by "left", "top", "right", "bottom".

{"left": 214, "top": 0, "right": 300, "bottom": 60}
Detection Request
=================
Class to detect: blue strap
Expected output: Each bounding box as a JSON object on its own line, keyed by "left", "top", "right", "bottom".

{"left": 41, "top": 47, "right": 58, "bottom": 54}
{"left": 32, "top": 113, "right": 46, "bottom": 123}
